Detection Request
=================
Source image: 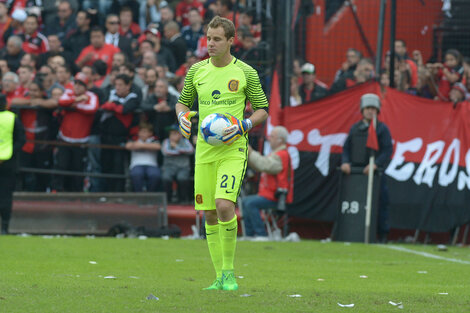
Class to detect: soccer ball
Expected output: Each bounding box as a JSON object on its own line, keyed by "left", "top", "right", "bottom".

{"left": 200, "top": 113, "right": 231, "bottom": 146}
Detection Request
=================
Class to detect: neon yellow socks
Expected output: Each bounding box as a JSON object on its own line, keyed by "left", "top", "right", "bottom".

{"left": 219, "top": 215, "right": 238, "bottom": 271}
{"left": 205, "top": 222, "right": 222, "bottom": 278}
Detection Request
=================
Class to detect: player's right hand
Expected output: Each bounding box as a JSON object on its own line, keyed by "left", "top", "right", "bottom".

{"left": 178, "top": 111, "right": 197, "bottom": 139}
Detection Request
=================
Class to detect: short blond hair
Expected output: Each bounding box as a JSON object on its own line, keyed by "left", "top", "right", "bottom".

{"left": 208, "top": 16, "right": 235, "bottom": 39}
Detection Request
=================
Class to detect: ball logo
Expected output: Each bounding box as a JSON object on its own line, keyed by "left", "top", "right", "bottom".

{"left": 228, "top": 79, "right": 239, "bottom": 92}
{"left": 212, "top": 90, "right": 221, "bottom": 99}
{"left": 196, "top": 194, "right": 203, "bottom": 204}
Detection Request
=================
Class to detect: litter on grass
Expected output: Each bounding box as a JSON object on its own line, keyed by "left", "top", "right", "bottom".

{"left": 175, "top": 259, "right": 184, "bottom": 262}
{"left": 236, "top": 276, "right": 244, "bottom": 279}
{"left": 288, "top": 294, "right": 302, "bottom": 298}
{"left": 240, "top": 294, "right": 252, "bottom": 297}
{"left": 104, "top": 276, "right": 116, "bottom": 279}
{"left": 417, "top": 271, "right": 428, "bottom": 274}
{"left": 438, "top": 292, "right": 448, "bottom": 295}
{"left": 359, "top": 275, "right": 368, "bottom": 278}
{"left": 146, "top": 294, "right": 159, "bottom": 300}
{"left": 129, "top": 276, "right": 140, "bottom": 279}
{"left": 317, "top": 278, "right": 325, "bottom": 281}
{"left": 89, "top": 261, "right": 97, "bottom": 264}
{"left": 337, "top": 303, "right": 354, "bottom": 308}
{"left": 389, "top": 301, "right": 404, "bottom": 309}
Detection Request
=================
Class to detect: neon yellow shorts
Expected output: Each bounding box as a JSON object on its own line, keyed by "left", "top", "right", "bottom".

{"left": 194, "top": 158, "right": 247, "bottom": 210}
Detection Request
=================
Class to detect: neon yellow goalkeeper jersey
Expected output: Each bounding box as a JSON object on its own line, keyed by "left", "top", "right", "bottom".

{"left": 178, "top": 57, "right": 268, "bottom": 164}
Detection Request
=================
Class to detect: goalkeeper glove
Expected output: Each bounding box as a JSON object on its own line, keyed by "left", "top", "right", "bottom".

{"left": 222, "top": 113, "right": 253, "bottom": 145}
{"left": 178, "top": 111, "right": 197, "bottom": 139}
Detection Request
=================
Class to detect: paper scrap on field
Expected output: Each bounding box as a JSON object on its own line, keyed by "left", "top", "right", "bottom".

{"left": 240, "top": 294, "right": 251, "bottom": 297}
{"left": 104, "top": 276, "right": 116, "bottom": 279}
{"left": 288, "top": 294, "right": 302, "bottom": 298}
{"left": 337, "top": 303, "right": 354, "bottom": 307}
{"left": 389, "top": 301, "right": 404, "bottom": 309}
{"left": 146, "top": 294, "right": 159, "bottom": 300}
{"left": 359, "top": 275, "right": 368, "bottom": 278}
{"left": 89, "top": 261, "right": 97, "bottom": 264}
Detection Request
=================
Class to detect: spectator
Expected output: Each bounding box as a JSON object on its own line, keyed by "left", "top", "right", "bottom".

{"left": 137, "top": 30, "right": 176, "bottom": 72}
{"left": 104, "top": 14, "right": 133, "bottom": 61}
{"left": 299, "top": 63, "right": 328, "bottom": 103}
{"left": 2, "top": 72, "right": 21, "bottom": 109}
{"left": 395, "top": 39, "right": 418, "bottom": 88}
{"left": 142, "top": 67, "right": 158, "bottom": 100}
{"left": 341, "top": 94, "right": 393, "bottom": 243}
{"left": 63, "top": 10, "right": 91, "bottom": 61}
{"left": 112, "top": 51, "right": 127, "bottom": 68}
{"left": 144, "top": 77, "right": 177, "bottom": 140}
{"left": 125, "top": 122, "right": 162, "bottom": 192}
{"left": 0, "top": 59, "right": 10, "bottom": 76}
{"left": 333, "top": 48, "right": 362, "bottom": 83}
{"left": 181, "top": 7, "right": 204, "bottom": 53}
{"left": 175, "top": 0, "right": 204, "bottom": 27}
{"left": 216, "top": 0, "right": 239, "bottom": 27}
{"left": 100, "top": 74, "right": 140, "bottom": 191}
{"left": 139, "top": 0, "right": 165, "bottom": 31}
{"left": 163, "top": 21, "right": 188, "bottom": 69}
{"left": 15, "top": 64, "right": 34, "bottom": 96}
{"left": 0, "top": 2, "right": 11, "bottom": 49}
{"left": 242, "top": 126, "right": 294, "bottom": 237}
{"left": 330, "top": 58, "right": 375, "bottom": 94}
{"left": 158, "top": 6, "right": 175, "bottom": 37}
{"left": 54, "top": 72, "right": 99, "bottom": 191}
{"left": 75, "top": 26, "right": 120, "bottom": 73}
{"left": 0, "top": 35, "right": 24, "bottom": 73}
{"left": 175, "top": 51, "right": 198, "bottom": 77}
{"left": 426, "top": 49, "right": 464, "bottom": 101}
{"left": 38, "top": 64, "right": 64, "bottom": 98}
{"left": 56, "top": 64, "right": 73, "bottom": 90}
{"left": 238, "top": 8, "right": 261, "bottom": 43}
{"left": 13, "top": 79, "right": 55, "bottom": 191}
{"left": 142, "top": 50, "right": 158, "bottom": 69}
{"left": 20, "top": 14, "right": 49, "bottom": 55}
{"left": 47, "top": 55, "right": 66, "bottom": 72}
{"left": 161, "top": 124, "right": 194, "bottom": 203}
{"left": 91, "top": 59, "right": 107, "bottom": 87}
{"left": 39, "top": 34, "right": 75, "bottom": 69}
{"left": 3, "top": 9, "right": 26, "bottom": 44}
{"left": 290, "top": 76, "right": 302, "bottom": 107}
{"left": 155, "top": 64, "right": 180, "bottom": 97}
{"left": 119, "top": 6, "right": 141, "bottom": 40}
{"left": 449, "top": 82, "right": 468, "bottom": 104}
{"left": 45, "top": 0, "right": 76, "bottom": 42}
{"left": 119, "top": 61, "right": 145, "bottom": 89}
{"left": 20, "top": 53, "right": 39, "bottom": 70}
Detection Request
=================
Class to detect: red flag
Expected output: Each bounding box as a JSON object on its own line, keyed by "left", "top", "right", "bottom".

{"left": 366, "top": 118, "right": 379, "bottom": 151}
{"left": 269, "top": 70, "right": 281, "bottom": 127}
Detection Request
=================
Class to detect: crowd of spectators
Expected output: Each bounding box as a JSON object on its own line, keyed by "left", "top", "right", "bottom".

{"left": 0, "top": 0, "right": 264, "bottom": 202}
{"left": 293, "top": 40, "right": 470, "bottom": 107}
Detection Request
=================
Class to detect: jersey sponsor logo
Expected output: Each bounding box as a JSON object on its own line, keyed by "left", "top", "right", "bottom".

{"left": 196, "top": 194, "right": 203, "bottom": 204}
{"left": 212, "top": 90, "right": 221, "bottom": 99}
{"left": 227, "top": 79, "right": 239, "bottom": 92}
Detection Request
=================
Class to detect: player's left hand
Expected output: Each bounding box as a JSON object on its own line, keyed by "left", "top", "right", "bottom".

{"left": 222, "top": 113, "right": 252, "bottom": 145}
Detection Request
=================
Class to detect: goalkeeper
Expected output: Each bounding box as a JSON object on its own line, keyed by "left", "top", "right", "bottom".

{"left": 175, "top": 16, "right": 268, "bottom": 291}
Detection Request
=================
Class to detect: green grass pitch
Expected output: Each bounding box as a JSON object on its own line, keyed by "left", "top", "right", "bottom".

{"left": 0, "top": 236, "right": 469, "bottom": 312}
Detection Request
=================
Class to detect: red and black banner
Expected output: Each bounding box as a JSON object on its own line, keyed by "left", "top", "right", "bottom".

{"left": 278, "top": 82, "right": 470, "bottom": 232}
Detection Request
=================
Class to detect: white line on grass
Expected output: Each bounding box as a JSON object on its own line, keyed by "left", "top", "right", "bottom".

{"left": 382, "top": 245, "right": 470, "bottom": 265}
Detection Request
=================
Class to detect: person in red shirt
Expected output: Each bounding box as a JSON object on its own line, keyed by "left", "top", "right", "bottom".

{"left": 242, "top": 126, "right": 294, "bottom": 237}
{"left": 175, "top": 0, "right": 204, "bottom": 27}
{"left": 20, "top": 14, "right": 48, "bottom": 55}
{"left": 119, "top": 6, "right": 141, "bottom": 40}
{"left": 76, "top": 26, "right": 120, "bottom": 73}
{"left": 53, "top": 72, "right": 99, "bottom": 191}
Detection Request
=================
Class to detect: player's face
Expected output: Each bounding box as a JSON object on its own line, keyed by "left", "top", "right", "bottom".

{"left": 207, "top": 27, "right": 233, "bottom": 59}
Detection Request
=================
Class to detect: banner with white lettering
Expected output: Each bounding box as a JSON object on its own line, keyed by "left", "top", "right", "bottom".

{"left": 283, "top": 82, "right": 470, "bottom": 232}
